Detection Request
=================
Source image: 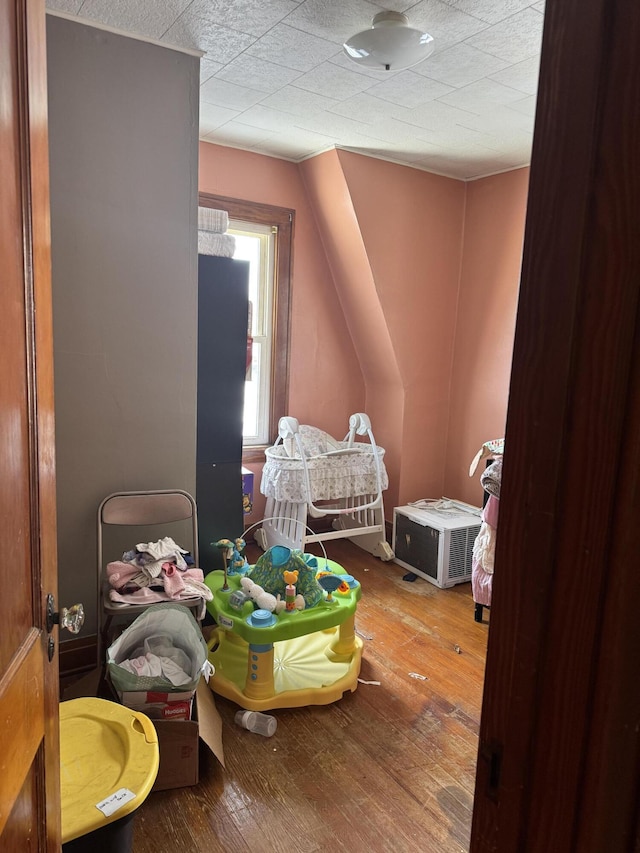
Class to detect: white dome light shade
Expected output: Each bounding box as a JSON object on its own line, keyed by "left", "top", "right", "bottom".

{"left": 343, "top": 11, "right": 434, "bottom": 72}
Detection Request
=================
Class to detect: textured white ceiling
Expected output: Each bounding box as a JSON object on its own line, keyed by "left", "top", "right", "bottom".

{"left": 46, "top": 0, "right": 544, "bottom": 179}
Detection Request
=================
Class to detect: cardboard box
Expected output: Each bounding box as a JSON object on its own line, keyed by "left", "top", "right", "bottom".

{"left": 152, "top": 678, "right": 225, "bottom": 791}
{"left": 152, "top": 707, "right": 200, "bottom": 791}
{"left": 119, "top": 689, "right": 194, "bottom": 721}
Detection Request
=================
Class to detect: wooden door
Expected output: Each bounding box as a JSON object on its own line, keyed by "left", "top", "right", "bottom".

{"left": 471, "top": 0, "right": 640, "bottom": 850}
{"left": 0, "top": 0, "right": 61, "bottom": 849}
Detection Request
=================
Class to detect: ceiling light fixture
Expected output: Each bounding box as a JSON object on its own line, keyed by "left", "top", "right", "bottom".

{"left": 343, "top": 11, "right": 434, "bottom": 72}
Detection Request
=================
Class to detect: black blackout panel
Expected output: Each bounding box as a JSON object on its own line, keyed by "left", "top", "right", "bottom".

{"left": 394, "top": 514, "right": 440, "bottom": 580}
{"left": 196, "top": 462, "right": 244, "bottom": 572}
{"left": 196, "top": 255, "right": 249, "bottom": 464}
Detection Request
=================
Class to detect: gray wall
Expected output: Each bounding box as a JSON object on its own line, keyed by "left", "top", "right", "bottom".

{"left": 47, "top": 15, "right": 199, "bottom": 634}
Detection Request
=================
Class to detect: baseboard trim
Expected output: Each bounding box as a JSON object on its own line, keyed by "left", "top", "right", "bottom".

{"left": 59, "top": 633, "right": 98, "bottom": 678}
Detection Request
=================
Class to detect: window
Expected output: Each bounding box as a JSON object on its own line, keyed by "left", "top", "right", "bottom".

{"left": 198, "top": 194, "right": 293, "bottom": 461}
{"left": 230, "top": 221, "right": 274, "bottom": 445}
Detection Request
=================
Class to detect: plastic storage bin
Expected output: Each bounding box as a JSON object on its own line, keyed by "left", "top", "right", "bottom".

{"left": 60, "top": 697, "right": 159, "bottom": 852}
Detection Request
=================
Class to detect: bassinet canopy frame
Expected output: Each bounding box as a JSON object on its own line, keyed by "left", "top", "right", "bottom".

{"left": 255, "top": 413, "right": 394, "bottom": 561}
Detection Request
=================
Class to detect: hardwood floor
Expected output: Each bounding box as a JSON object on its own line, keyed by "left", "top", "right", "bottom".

{"left": 132, "top": 539, "right": 488, "bottom": 853}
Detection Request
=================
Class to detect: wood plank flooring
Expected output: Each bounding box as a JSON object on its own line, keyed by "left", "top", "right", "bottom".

{"left": 133, "top": 539, "right": 488, "bottom": 853}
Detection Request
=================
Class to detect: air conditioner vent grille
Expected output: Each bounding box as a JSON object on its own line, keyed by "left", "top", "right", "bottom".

{"left": 448, "top": 525, "right": 481, "bottom": 580}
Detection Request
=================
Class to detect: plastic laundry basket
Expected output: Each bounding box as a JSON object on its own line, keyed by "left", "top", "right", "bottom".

{"left": 60, "top": 697, "right": 159, "bottom": 852}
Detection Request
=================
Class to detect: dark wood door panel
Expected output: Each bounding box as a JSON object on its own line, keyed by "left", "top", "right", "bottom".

{"left": 471, "top": 1, "right": 640, "bottom": 850}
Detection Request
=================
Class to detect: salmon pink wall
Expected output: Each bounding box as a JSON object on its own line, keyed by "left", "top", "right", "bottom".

{"left": 299, "top": 150, "right": 404, "bottom": 510}
{"left": 444, "top": 167, "right": 530, "bottom": 506}
{"left": 199, "top": 141, "right": 529, "bottom": 529}
{"left": 339, "top": 151, "right": 467, "bottom": 507}
{"left": 198, "top": 142, "right": 364, "bottom": 522}
{"left": 301, "top": 150, "right": 466, "bottom": 511}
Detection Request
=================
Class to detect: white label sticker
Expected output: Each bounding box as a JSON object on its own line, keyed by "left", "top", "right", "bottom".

{"left": 218, "top": 614, "right": 234, "bottom": 629}
{"left": 96, "top": 788, "right": 136, "bottom": 817}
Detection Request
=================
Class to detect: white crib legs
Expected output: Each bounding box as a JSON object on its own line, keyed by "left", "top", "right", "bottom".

{"left": 256, "top": 499, "right": 309, "bottom": 552}
{"left": 256, "top": 494, "right": 394, "bottom": 561}
{"left": 332, "top": 493, "right": 394, "bottom": 560}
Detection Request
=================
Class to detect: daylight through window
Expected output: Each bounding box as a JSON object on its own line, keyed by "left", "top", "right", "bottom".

{"left": 230, "top": 221, "right": 274, "bottom": 446}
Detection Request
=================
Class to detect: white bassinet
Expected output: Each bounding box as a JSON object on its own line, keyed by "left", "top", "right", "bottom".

{"left": 255, "top": 413, "right": 394, "bottom": 560}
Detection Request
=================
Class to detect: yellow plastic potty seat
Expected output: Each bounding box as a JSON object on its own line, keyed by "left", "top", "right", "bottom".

{"left": 60, "top": 697, "right": 159, "bottom": 845}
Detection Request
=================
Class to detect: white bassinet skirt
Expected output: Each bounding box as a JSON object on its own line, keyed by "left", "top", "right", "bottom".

{"left": 261, "top": 443, "right": 388, "bottom": 504}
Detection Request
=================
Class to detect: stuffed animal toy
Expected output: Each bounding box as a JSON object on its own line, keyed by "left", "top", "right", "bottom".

{"left": 240, "top": 576, "right": 287, "bottom": 614}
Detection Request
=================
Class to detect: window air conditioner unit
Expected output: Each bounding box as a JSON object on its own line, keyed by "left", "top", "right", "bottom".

{"left": 392, "top": 499, "right": 482, "bottom": 588}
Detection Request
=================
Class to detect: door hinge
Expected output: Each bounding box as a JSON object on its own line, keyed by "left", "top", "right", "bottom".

{"left": 480, "top": 739, "right": 503, "bottom": 802}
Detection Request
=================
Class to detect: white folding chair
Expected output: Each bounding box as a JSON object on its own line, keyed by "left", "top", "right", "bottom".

{"left": 97, "top": 489, "right": 202, "bottom": 667}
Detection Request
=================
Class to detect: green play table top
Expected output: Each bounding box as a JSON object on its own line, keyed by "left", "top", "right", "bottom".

{"left": 204, "top": 558, "right": 361, "bottom": 645}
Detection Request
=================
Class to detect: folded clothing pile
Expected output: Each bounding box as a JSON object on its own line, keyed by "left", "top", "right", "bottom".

{"left": 106, "top": 535, "right": 212, "bottom": 610}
